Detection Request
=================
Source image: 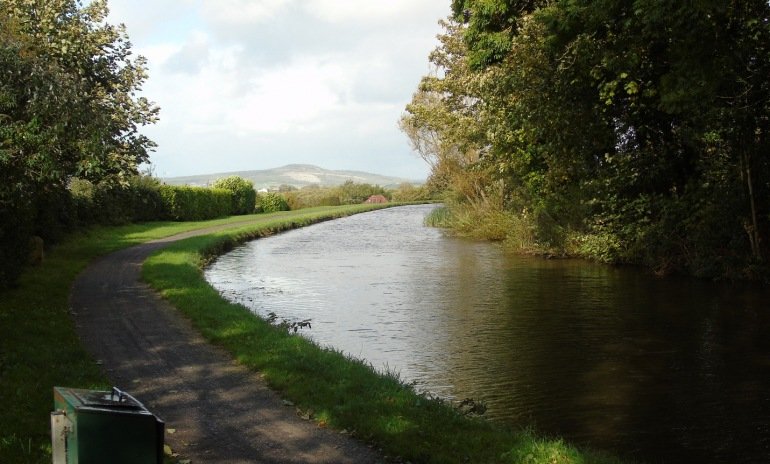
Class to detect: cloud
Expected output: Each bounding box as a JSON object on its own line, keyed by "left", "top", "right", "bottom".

{"left": 107, "top": 0, "right": 449, "bottom": 179}
{"left": 303, "top": 0, "right": 417, "bottom": 23}
{"left": 201, "top": 0, "right": 293, "bottom": 25}
{"left": 162, "top": 32, "right": 212, "bottom": 74}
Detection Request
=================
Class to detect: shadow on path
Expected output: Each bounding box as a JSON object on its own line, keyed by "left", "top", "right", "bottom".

{"left": 69, "top": 227, "right": 384, "bottom": 463}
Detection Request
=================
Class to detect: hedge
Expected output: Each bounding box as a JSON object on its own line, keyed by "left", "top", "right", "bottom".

{"left": 158, "top": 185, "right": 233, "bottom": 221}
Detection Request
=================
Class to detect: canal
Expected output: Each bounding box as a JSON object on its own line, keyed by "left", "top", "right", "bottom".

{"left": 205, "top": 204, "right": 770, "bottom": 463}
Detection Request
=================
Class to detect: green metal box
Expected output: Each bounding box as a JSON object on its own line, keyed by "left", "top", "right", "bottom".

{"left": 52, "top": 387, "right": 164, "bottom": 464}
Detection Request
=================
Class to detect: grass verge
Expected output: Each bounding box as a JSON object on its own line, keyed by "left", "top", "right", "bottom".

{"left": 142, "top": 208, "right": 628, "bottom": 464}
{"left": 0, "top": 206, "right": 383, "bottom": 464}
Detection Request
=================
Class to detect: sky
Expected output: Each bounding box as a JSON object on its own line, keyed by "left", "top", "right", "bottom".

{"left": 106, "top": 0, "right": 450, "bottom": 180}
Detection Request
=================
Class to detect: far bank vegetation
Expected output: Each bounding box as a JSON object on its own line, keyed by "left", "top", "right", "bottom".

{"left": 3, "top": 170, "right": 435, "bottom": 289}
{"left": 402, "top": 2, "right": 770, "bottom": 280}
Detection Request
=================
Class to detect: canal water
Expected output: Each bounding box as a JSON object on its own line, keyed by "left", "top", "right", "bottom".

{"left": 204, "top": 204, "right": 770, "bottom": 463}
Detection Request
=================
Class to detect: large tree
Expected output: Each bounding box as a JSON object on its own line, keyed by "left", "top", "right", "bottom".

{"left": 0, "top": 0, "right": 158, "bottom": 288}
{"left": 407, "top": 0, "right": 770, "bottom": 276}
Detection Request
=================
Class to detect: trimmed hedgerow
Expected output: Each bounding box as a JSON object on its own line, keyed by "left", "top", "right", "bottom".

{"left": 159, "top": 185, "right": 233, "bottom": 221}
{"left": 212, "top": 176, "right": 257, "bottom": 215}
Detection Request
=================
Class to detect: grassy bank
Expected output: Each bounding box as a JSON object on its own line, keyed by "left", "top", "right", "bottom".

{"left": 0, "top": 206, "right": 383, "bottom": 464}
{"left": 142, "top": 208, "right": 627, "bottom": 463}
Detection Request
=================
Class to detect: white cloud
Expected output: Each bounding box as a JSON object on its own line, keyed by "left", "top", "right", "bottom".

{"left": 229, "top": 57, "right": 349, "bottom": 134}
{"left": 107, "top": 0, "right": 449, "bottom": 179}
{"left": 201, "top": 0, "right": 293, "bottom": 25}
{"left": 303, "top": 0, "right": 417, "bottom": 22}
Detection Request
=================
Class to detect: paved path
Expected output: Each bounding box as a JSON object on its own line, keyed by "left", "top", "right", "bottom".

{"left": 69, "top": 225, "right": 384, "bottom": 463}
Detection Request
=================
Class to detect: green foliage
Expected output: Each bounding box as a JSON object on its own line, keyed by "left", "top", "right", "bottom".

{"left": 0, "top": 199, "right": 33, "bottom": 289}
{"left": 282, "top": 182, "right": 398, "bottom": 210}
{"left": 159, "top": 185, "right": 233, "bottom": 221}
{"left": 283, "top": 186, "right": 342, "bottom": 210}
{"left": 69, "top": 175, "right": 165, "bottom": 225}
{"left": 212, "top": 176, "right": 257, "bottom": 215}
{"left": 126, "top": 176, "right": 167, "bottom": 222}
{"left": 451, "top": 0, "right": 548, "bottom": 69}
{"left": 334, "top": 180, "right": 389, "bottom": 204}
{"left": 0, "top": 0, "right": 159, "bottom": 289}
{"left": 391, "top": 183, "right": 434, "bottom": 202}
{"left": 258, "top": 192, "right": 290, "bottom": 213}
{"left": 404, "top": 1, "right": 770, "bottom": 279}
{"left": 424, "top": 206, "right": 452, "bottom": 228}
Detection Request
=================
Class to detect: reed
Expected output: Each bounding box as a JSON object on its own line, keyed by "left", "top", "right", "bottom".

{"left": 423, "top": 205, "right": 452, "bottom": 228}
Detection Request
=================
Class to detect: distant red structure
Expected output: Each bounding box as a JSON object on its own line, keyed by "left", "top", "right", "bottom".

{"left": 364, "top": 194, "right": 389, "bottom": 204}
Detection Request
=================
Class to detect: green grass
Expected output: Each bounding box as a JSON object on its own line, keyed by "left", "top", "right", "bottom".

{"left": 0, "top": 206, "right": 384, "bottom": 464}
{"left": 423, "top": 205, "right": 452, "bottom": 228}
{"left": 142, "top": 210, "right": 629, "bottom": 464}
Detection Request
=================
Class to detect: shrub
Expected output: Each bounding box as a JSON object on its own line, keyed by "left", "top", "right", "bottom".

{"left": 391, "top": 182, "right": 433, "bottom": 202}
{"left": 70, "top": 175, "right": 165, "bottom": 225}
{"left": 258, "top": 192, "right": 290, "bottom": 213}
{"left": 212, "top": 176, "right": 257, "bottom": 215}
{"left": 69, "top": 178, "right": 97, "bottom": 224}
{"left": 283, "top": 187, "right": 341, "bottom": 210}
{"left": 128, "top": 175, "right": 165, "bottom": 221}
{"left": 334, "top": 180, "right": 389, "bottom": 204}
{"left": 0, "top": 198, "right": 33, "bottom": 289}
{"left": 32, "top": 185, "right": 77, "bottom": 243}
{"left": 159, "top": 185, "right": 233, "bottom": 221}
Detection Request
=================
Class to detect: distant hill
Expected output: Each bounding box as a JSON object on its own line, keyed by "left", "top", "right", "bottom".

{"left": 162, "top": 164, "right": 422, "bottom": 190}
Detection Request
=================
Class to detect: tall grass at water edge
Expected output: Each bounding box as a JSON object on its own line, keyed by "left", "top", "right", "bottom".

{"left": 423, "top": 205, "right": 452, "bottom": 228}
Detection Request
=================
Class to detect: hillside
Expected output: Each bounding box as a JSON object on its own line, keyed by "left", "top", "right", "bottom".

{"left": 162, "top": 164, "right": 421, "bottom": 190}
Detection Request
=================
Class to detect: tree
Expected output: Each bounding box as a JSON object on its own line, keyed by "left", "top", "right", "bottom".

{"left": 406, "top": 0, "right": 770, "bottom": 276}
{"left": 0, "top": 0, "right": 159, "bottom": 288}
{"left": 450, "top": 0, "right": 549, "bottom": 69}
{"left": 532, "top": 1, "right": 770, "bottom": 270}
{"left": 212, "top": 176, "right": 257, "bottom": 215}
{"left": 400, "top": 19, "right": 497, "bottom": 208}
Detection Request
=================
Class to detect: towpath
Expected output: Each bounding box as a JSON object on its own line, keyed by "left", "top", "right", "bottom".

{"left": 69, "top": 223, "right": 384, "bottom": 463}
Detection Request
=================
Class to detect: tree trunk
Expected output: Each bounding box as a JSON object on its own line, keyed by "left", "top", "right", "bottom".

{"left": 743, "top": 150, "right": 762, "bottom": 260}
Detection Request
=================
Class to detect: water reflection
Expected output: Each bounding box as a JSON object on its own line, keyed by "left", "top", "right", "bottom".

{"left": 205, "top": 205, "right": 770, "bottom": 463}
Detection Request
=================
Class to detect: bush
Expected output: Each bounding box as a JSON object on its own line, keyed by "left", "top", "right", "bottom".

{"left": 159, "top": 185, "right": 233, "bottom": 221}
{"left": 70, "top": 175, "right": 165, "bottom": 225}
{"left": 258, "top": 192, "right": 290, "bottom": 213}
{"left": 0, "top": 198, "right": 33, "bottom": 289}
{"left": 32, "top": 185, "right": 77, "bottom": 243}
{"left": 283, "top": 186, "right": 341, "bottom": 210}
{"left": 1, "top": 184, "right": 77, "bottom": 289}
{"left": 69, "top": 178, "right": 97, "bottom": 224}
{"left": 128, "top": 175, "right": 165, "bottom": 221}
{"left": 212, "top": 176, "right": 257, "bottom": 215}
{"left": 335, "top": 180, "right": 389, "bottom": 204}
{"left": 391, "top": 183, "right": 433, "bottom": 202}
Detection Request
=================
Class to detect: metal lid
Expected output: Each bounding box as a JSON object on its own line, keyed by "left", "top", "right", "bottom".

{"left": 73, "top": 387, "right": 146, "bottom": 411}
